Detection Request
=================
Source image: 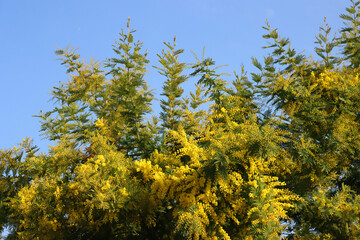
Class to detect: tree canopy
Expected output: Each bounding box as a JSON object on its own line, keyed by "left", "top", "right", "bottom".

{"left": 2, "top": 1, "right": 360, "bottom": 239}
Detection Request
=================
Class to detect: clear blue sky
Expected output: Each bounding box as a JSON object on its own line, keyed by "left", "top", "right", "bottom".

{"left": 0, "top": 0, "right": 345, "bottom": 152}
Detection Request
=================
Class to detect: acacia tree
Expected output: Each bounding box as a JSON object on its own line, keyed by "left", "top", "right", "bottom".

{"left": 1, "top": 2, "right": 360, "bottom": 239}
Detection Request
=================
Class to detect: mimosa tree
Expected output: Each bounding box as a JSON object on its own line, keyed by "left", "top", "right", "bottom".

{"left": 1, "top": 1, "right": 360, "bottom": 239}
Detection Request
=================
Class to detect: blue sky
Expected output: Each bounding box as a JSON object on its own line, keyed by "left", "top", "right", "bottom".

{"left": 0, "top": 0, "right": 346, "bottom": 152}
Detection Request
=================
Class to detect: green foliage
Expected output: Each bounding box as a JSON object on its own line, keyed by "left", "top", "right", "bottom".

{"left": 340, "top": 0, "right": 360, "bottom": 68}
{"left": 2, "top": 2, "right": 360, "bottom": 239}
{"left": 155, "top": 37, "right": 187, "bottom": 132}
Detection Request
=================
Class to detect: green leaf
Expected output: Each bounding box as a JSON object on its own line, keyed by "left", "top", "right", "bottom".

{"left": 316, "top": 52, "right": 326, "bottom": 59}
{"left": 55, "top": 49, "right": 64, "bottom": 55}
{"left": 341, "top": 27, "right": 354, "bottom": 32}
{"left": 128, "top": 33, "right": 133, "bottom": 43}
{"left": 174, "top": 49, "right": 184, "bottom": 55}
{"left": 325, "top": 43, "right": 335, "bottom": 53}
{"left": 340, "top": 14, "right": 353, "bottom": 21}
{"left": 251, "top": 73, "right": 262, "bottom": 83}
{"left": 315, "top": 47, "right": 325, "bottom": 53}
{"left": 269, "top": 30, "right": 278, "bottom": 39}
{"left": 252, "top": 57, "right": 262, "bottom": 70}
{"left": 346, "top": 7, "right": 356, "bottom": 14}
